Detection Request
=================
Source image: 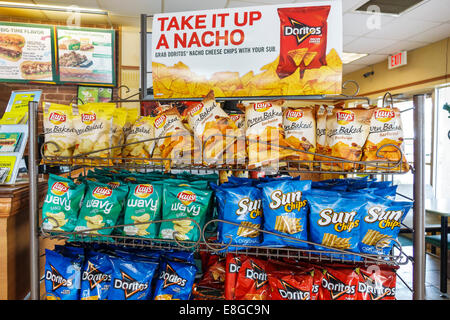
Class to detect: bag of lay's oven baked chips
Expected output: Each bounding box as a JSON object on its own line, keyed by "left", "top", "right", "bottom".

{"left": 123, "top": 182, "right": 162, "bottom": 238}
{"left": 108, "top": 256, "right": 158, "bottom": 300}
{"left": 42, "top": 174, "right": 86, "bottom": 232}
{"left": 153, "top": 258, "right": 197, "bottom": 300}
{"left": 307, "top": 190, "right": 367, "bottom": 261}
{"left": 80, "top": 250, "right": 113, "bottom": 300}
{"left": 45, "top": 248, "right": 83, "bottom": 300}
{"left": 159, "top": 184, "right": 212, "bottom": 242}
{"left": 359, "top": 197, "right": 412, "bottom": 256}
{"left": 74, "top": 180, "right": 128, "bottom": 238}
{"left": 258, "top": 179, "right": 311, "bottom": 248}
{"left": 211, "top": 184, "right": 263, "bottom": 247}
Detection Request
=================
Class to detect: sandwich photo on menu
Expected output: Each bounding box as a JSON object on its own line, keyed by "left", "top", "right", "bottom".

{"left": 0, "top": 33, "right": 25, "bottom": 62}
{"left": 20, "top": 61, "right": 52, "bottom": 80}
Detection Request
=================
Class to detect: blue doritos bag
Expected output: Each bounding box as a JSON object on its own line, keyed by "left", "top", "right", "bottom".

{"left": 45, "top": 249, "right": 83, "bottom": 300}
{"left": 153, "top": 259, "right": 197, "bottom": 300}
{"left": 258, "top": 179, "right": 311, "bottom": 248}
{"left": 359, "top": 196, "right": 413, "bottom": 256}
{"left": 307, "top": 190, "right": 368, "bottom": 261}
{"left": 80, "top": 251, "right": 113, "bottom": 300}
{"left": 212, "top": 184, "right": 263, "bottom": 247}
{"left": 162, "top": 250, "right": 195, "bottom": 264}
{"left": 108, "top": 257, "right": 158, "bottom": 300}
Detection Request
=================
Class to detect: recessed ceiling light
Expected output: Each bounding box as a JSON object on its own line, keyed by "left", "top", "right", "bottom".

{"left": 342, "top": 52, "right": 368, "bottom": 64}
{"left": 0, "top": 1, "right": 108, "bottom": 15}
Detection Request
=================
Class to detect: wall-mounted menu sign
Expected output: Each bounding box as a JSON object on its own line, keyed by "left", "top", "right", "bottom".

{"left": 0, "top": 22, "right": 56, "bottom": 83}
{"left": 56, "top": 27, "right": 116, "bottom": 86}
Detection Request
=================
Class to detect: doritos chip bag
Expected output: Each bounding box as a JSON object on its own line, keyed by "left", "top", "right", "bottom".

{"left": 42, "top": 174, "right": 85, "bottom": 232}
{"left": 153, "top": 259, "right": 197, "bottom": 300}
{"left": 42, "top": 102, "right": 76, "bottom": 162}
{"left": 224, "top": 254, "right": 245, "bottom": 300}
{"left": 123, "top": 182, "right": 162, "bottom": 238}
{"left": 45, "top": 248, "right": 83, "bottom": 300}
{"left": 276, "top": 5, "right": 331, "bottom": 79}
{"left": 234, "top": 257, "right": 273, "bottom": 300}
{"left": 268, "top": 271, "right": 313, "bottom": 300}
{"left": 80, "top": 251, "right": 113, "bottom": 300}
{"left": 159, "top": 184, "right": 212, "bottom": 242}
{"left": 356, "top": 265, "right": 398, "bottom": 300}
{"left": 320, "top": 265, "right": 359, "bottom": 300}
{"left": 359, "top": 197, "right": 412, "bottom": 256}
{"left": 74, "top": 180, "right": 128, "bottom": 237}
{"left": 258, "top": 179, "right": 311, "bottom": 248}
{"left": 108, "top": 256, "right": 158, "bottom": 300}
{"left": 362, "top": 106, "right": 409, "bottom": 172}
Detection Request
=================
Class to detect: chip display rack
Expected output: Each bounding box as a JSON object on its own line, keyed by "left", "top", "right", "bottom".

{"left": 26, "top": 85, "right": 428, "bottom": 300}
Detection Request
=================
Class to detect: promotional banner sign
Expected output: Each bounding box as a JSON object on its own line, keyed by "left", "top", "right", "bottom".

{"left": 151, "top": 1, "right": 342, "bottom": 98}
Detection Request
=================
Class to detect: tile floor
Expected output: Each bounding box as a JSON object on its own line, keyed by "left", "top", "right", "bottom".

{"left": 395, "top": 246, "right": 449, "bottom": 300}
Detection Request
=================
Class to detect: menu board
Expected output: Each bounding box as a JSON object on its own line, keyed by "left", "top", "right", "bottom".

{"left": 0, "top": 22, "right": 56, "bottom": 83}
{"left": 56, "top": 27, "right": 116, "bottom": 85}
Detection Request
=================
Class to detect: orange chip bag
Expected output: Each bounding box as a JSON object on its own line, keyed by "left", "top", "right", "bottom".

{"left": 324, "top": 106, "right": 373, "bottom": 171}
{"left": 362, "top": 106, "right": 409, "bottom": 172}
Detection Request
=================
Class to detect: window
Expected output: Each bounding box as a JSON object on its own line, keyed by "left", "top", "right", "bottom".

{"left": 434, "top": 85, "right": 450, "bottom": 198}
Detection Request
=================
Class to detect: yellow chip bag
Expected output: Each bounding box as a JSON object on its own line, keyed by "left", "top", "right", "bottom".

{"left": 42, "top": 102, "right": 76, "bottom": 163}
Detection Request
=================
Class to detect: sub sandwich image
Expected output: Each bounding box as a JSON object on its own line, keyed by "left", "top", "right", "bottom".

{"left": 0, "top": 33, "right": 25, "bottom": 62}
{"left": 20, "top": 61, "right": 52, "bottom": 80}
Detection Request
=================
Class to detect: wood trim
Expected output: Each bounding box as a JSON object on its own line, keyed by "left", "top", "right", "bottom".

{"left": 121, "top": 65, "right": 140, "bottom": 70}
{"left": 358, "top": 74, "right": 450, "bottom": 97}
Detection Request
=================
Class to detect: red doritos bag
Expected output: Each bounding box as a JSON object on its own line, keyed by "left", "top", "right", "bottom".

{"left": 224, "top": 254, "right": 245, "bottom": 300}
{"left": 268, "top": 271, "right": 313, "bottom": 300}
{"left": 356, "top": 265, "right": 398, "bottom": 300}
{"left": 234, "top": 257, "right": 273, "bottom": 300}
{"left": 198, "top": 251, "right": 226, "bottom": 290}
{"left": 320, "top": 265, "right": 359, "bottom": 300}
{"left": 276, "top": 6, "right": 331, "bottom": 79}
{"left": 311, "top": 267, "right": 324, "bottom": 300}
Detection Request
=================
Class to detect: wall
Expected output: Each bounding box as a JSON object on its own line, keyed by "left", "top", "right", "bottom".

{"left": 343, "top": 37, "right": 450, "bottom": 101}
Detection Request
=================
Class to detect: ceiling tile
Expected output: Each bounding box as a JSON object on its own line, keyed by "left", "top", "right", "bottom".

{"left": 97, "top": 0, "right": 161, "bottom": 16}
{"left": 365, "top": 16, "right": 441, "bottom": 40}
{"left": 164, "top": 0, "right": 228, "bottom": 12}
{"left": 227, "top": 0, "right": 269, "bottom": 8}
{"left": 407, "top": 23, "right": 450, "bottom": 43}
{"left": 401, "top": 0, "right": 450, "bottom": 23}
{"left": 343, "top": 12, "right": 395, "bottom": 37}
{"left": 352, "top": 53, "right": 387, "bottom": 66}
{"left": 374, "top": 39, "right": 429, "bottom": 55}
{"left": 341, "top": 0, "right": 367, "bottom": 13}
{"left": 344, "top": 37, "right": 398, "bottom": 54}
{"left": 343, "top": 63, "right": 367, "bottom": 75}
{"left": 344, "top": 35, "right": 358, "bottom": 45}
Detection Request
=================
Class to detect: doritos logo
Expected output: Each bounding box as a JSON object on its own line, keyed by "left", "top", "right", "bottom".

{"left": 374, "top": 108, "right": 395, "bottom": 123}
{"left": 283, "top": 18, "right": 322, "bottom": 45}
{"left": 134, "top": 184, "right": 154, "bottom": 198}
{"left": 154, "top": 115, "right": 167, "bottom": 129}
{"left": 113, "top": 271, "right": 149, "bottom": 299}
{"left": 189, "top": 103, "right": 204, "bottom": 117}
{"left": 51, "top": 181, "right": 69, "bottom": 196}
{"left": 245, "top": 261, "right": 268, "bottom": 289}
{"left": 81, "top": 112, "right": 96, "bottom": 125}
{"left": 358, "top": 273, "right": 395, "bottom": 300}
{"left": 336, "top": 110, "right": 355, "bottom": 125}
{"left": 49, "top": 112, "right": 66, "bottom": 125}
{"left": 322, "top": 273, "right": 356, "bottom": 300}
{"left": 82, "top": 261, "right": 111, "bottom": 290}
{"left": 46, "top": 265, "right": 73, "bottom": 290}
{"left": 160, "top": 263, "right": 187, "bottom": 289}
{"left": 177, "top": 190, "right": 196, "bottom": 206}
{"left": 253, "top": 102, "right": 272, "bottom": 112}
{"left": 92, "top": 186, "right": 112, "bottom": 199}
{"left": 278, "top": 279, "right": 310, "bottom": 300}
{"left": 286, "top": 109, "right": 304, "bottom": 121}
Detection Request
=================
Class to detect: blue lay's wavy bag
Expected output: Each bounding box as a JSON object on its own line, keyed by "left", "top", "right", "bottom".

{"left": 359, "top": 196, "right": 413, "bottom": 256}
{"left": 211, "top": 184, "right": 263, "bottom": 247}
{"left": 258, "top": 179, "right": 311, "bottom": 248}
{"left": 108, "top": 256, "right": 158, "bottom": 300}
{"left": 80, "top": 251, "right": 113, "bottom": 300}
{"left": 45, "top": 248, "right": 83, "bottom": 300}
{"left": 153, "top": 259, "right": 197, "bottom": 300}
{"left": 307, "top": 190, "right": 369, "bottom": 261}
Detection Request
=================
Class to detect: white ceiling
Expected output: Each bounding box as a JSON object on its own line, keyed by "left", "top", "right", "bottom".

{"left": 1, "top": 0, "right": 449, "bottom": 74}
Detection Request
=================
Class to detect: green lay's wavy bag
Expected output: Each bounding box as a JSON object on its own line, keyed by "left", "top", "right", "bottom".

{"left": 123, "top": 182, "right": 163, "bottom": 238}
{"left": 74, "top": 180, "right": 128, "bottom": 237}
{"left": 159, "top": 185, "right": 212, "bottom": 242}
{"left": 42, "top": 174, "right": 86, "bottom": 232}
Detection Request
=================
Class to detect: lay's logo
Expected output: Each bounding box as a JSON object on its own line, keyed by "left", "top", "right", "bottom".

{"left": 177, "top": 190, "right": 196, "bottom": 206}
{"left": 230, "top": 114, "right": 241, "bottom": 122}
{"left": 154, "top": 115, "right": 166, "bottom": 129}
{"left": 336, "top": 110, "right": 355, "bottom": 125}
{"left": 134, "top": 184, "right": 154, "bottom": 198}
{"left": 254, "top": 102, "right": 272, "bottom": 112}
{"left": 189, "top": 103, "right": 204, "bottom": 117}
{"left": 81, "top": 112, "right": 96, "bottom": 125}
{"left": 374, "top": 108, "right": 395, "bottom": 123}
{"left": 92, "top": 186, "right": 112, "bottom": 199}
{"left": 49, "top": 112, "right": 66, "bottom": 125}
{"left": 51, "top": 182, "right": 69, "bottom": 196}
{"left": 286, "top": 109, "right": 303, "bottom": 121}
